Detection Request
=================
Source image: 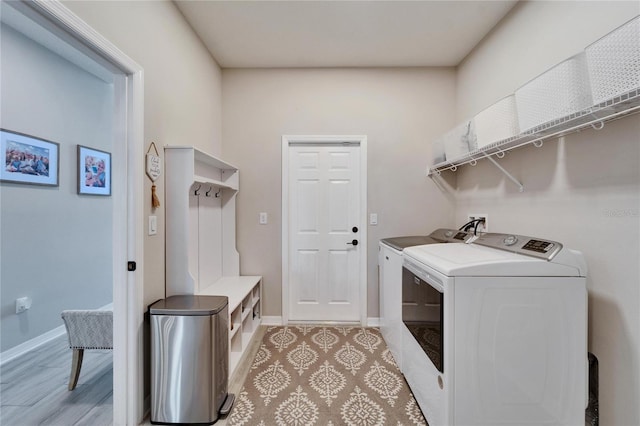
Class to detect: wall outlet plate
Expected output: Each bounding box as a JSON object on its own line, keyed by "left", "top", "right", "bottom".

{"left": 468, "top": 213, "right": 488, "bottom": 232}
{"left": 16, "top": 297, "right": 32, "bottom": 314}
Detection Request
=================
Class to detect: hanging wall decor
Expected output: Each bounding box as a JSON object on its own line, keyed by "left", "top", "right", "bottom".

{"left": 146, "top": 142, "right": 161, "bottom": 208}
{"left": 78, "top": 145, "right": 111, "bottom": 196}
{"left": 1, "top": 128, "right": 60, "bottom": 187}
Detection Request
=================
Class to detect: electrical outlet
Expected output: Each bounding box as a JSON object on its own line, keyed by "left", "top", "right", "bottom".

{"left": 468, "top": 213, "right": 488, "bottom": 233}
{"left": 16, "top": 297, "right": 32, "bottom": 314}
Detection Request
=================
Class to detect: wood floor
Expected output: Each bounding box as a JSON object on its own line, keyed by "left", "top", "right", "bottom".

{"left": 1, "top": 325, "right": 324, "bottom": 426}
{"left": 0, "top": 334, "right": 113, "bottom": 426}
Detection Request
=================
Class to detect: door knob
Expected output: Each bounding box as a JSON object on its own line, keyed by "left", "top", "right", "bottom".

{"left": 347, "top": 239, "right": 359, "bottom": 246}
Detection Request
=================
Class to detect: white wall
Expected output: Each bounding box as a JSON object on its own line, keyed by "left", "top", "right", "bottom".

{"left": 0, "top": 24, "right": 113, "bottom": 351}
{"left": 63, "top": 0, "right": 223, "bottom": 309}
{"left": 454, "top": 2, "right": 640, "bottom": 424}
{"left": 222, "top": 68, "right": 456, "bottom": 319}
{"left": 62, "top": 0, "right": 223, "bottom": 397}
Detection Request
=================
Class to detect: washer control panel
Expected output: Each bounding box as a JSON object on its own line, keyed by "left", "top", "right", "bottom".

{"left": 429, "top": 228, "right": 474, "bottom": 243}
{"left": 474, "top": 233, "right": 563, "bottom": 260}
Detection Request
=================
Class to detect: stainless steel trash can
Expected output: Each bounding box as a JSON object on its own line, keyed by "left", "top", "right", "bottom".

{"left": 150, "top": 295, "right": 230, "bottom": 425}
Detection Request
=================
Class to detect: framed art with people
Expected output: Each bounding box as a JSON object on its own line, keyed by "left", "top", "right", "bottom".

{"left": 1, "top": 129, "right": 60, "bottom": 187}
{"left": 78, "top": 145, "right": 111, "bottom": 196}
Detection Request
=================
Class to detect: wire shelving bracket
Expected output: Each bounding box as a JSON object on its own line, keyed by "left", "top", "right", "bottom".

{"left": 487, "top": 156, "right": 524, "bottom": 192}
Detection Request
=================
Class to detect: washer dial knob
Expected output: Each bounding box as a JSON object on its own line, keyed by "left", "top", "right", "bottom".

{"left": 503, "top": 235, "right": 518, "bottom": 246}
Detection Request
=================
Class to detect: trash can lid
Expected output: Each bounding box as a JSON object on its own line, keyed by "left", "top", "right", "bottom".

{"left": 149, "top": 295, "right": 228, "bottom": 316}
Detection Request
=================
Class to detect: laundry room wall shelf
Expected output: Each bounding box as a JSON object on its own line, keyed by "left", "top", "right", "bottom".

{"left": 428, "top": 89, "right": 640, "bottom": 192}
{"left": 428, "top": 16, "right": 640, "bottom": 192}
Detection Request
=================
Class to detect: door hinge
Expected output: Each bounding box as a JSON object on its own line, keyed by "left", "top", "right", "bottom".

{"left": 127, "top": 261, "right": 137, "bottom": 271}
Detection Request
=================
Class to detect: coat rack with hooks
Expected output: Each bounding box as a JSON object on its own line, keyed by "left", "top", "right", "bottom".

{"left": 164, "top": 145, "right": 262, "bottom": 378}
{"left": 194, "top": 184, "right": 224, "bottom": 197}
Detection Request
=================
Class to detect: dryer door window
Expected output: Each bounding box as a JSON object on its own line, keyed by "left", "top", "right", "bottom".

{"left": 402, "top": 267, "right": 444, "bottom": 373}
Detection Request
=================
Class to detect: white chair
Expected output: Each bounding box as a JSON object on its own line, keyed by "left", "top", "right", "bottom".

{"left": 60, "top": 310, "right": 113, "bottom": 391}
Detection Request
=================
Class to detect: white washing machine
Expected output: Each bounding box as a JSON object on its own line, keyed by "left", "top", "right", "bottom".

{"left": 402, "top": 232, "right": 588, "bottom": 426}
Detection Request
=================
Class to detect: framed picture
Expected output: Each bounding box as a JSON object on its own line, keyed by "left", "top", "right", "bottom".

{"left": 78, "top": 145, "right": 111, "bottom": 196}
{"left": 1, "top": 129, "right": 60, "bottom": 187}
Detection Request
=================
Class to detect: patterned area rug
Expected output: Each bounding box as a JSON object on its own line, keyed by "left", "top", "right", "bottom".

{"left": 228, "top": 326, "right": 428, "bottom": 426}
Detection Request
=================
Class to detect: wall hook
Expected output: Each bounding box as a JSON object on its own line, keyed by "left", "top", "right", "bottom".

{"left": 450, "top": 165, "right": 457, "bottom": 172}
{"left": 215, "top": 188, "right": 222, "bottom": 198}
{"left": 533, "top": 139, "right": 544, "bottom": 148}
{"left": 496, "top": 150, "right": 505, "bottom": 159}
{"left": 591, "top": 121, "right": 605, "bottom": 130}
{"left": 469, "top": 159, "right": 477, "bottom": 166}
{"left": 194, "top": 184, "right": 201, "bottom": 196}
{"left": 205, "top": 186, "right": 213, "bottom": 197}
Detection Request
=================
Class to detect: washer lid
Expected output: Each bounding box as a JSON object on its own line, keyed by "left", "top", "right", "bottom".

{"left": 149, "top": 295, "right": 228, "bottom": 315}
{"left": 403, "top": 243, "right": 586, "bottom": 277}
{"left": 381, "top": 235, "right": 441, "bottom": 251}
{"left": 380, "top": 228, "right": 472, "bottom": 251}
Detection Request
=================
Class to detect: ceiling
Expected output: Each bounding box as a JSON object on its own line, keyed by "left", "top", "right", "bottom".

{"left": 174, "top": 0, "right": 519, "bottom": 68}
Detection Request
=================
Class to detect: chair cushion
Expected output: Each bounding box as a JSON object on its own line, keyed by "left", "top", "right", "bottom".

{"left": 61, "top": 310, "right": 113, "bottom": 349}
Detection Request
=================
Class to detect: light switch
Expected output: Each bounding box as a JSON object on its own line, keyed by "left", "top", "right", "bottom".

{"left": 369, "top": 213, "right": 378, "bottom": 225}
{"left": 259, "top": 212, "right": 268, "bottom": 225}
{"left": 149, "top": 215, "right": 157, "bottom": 235}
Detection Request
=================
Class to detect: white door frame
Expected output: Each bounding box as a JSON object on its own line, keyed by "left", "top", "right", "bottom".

{"left": 26, "top": 1, "right": 145, "bottom": 424}
{"left": 282, "top": 135, "right": 367, "bottom": 326}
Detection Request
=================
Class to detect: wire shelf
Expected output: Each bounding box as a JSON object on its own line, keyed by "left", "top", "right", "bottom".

{"left": 428, "top": 87, "right": 640, "bottom": 176}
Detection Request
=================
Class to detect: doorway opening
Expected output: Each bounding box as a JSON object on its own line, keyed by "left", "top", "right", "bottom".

{"left": 0, "top": 1, "right": 143, "bottom": 424}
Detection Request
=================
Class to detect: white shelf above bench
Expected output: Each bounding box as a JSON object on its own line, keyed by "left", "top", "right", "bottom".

{"left": 193, "top": 175, "right": 237, "bottom": 192}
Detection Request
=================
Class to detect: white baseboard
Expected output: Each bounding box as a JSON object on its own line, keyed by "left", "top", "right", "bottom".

{"left": 0, "top": 325, "right": 66, "bottom": 366}
{"left": 261, "top": 317, "right": 380, "bottom": 327}
{"left": 0, "top": 302, "right": 114, "bottom": 366}
{"left": 367, "top": 317, "right": 381, "bottom": 327}
{"left": 261, "top": 316, "right": 283, "bottom": 326}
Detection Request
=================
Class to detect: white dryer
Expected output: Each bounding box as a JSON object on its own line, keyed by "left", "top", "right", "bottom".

{"left": 402, "top": 232, "right": 587, "bottom": 426}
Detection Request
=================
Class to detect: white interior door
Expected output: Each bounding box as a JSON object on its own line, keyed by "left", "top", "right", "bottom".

{"left": 287, "top": 142, "right": 362, "bottom": 322}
